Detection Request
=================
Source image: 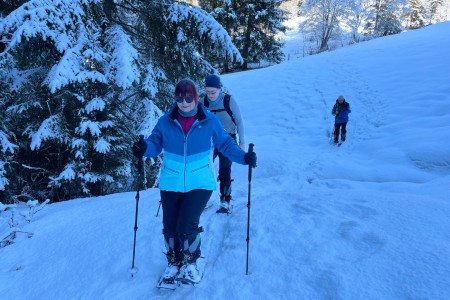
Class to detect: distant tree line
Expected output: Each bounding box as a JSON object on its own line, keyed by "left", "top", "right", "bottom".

{"left": 297, "top": 0, "right": 448, "bottom": 54}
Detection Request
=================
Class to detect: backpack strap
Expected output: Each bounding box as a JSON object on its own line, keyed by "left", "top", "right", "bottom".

{"left": 204, "top": 94, "right": 236, "bottom": 125}
{"left": 223, "top": 94, "right": 236, "bottom": 125}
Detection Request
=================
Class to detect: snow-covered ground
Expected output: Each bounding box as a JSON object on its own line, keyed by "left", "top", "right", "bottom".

{"left": 1, "top": 20, "right": 450, "bottom": 300}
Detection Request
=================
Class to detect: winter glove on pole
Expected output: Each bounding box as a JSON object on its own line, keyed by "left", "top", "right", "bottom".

{"left": 130, "top": 135, "right": 145, "bottom": 277}
{"left": 244, "top": 151, "right": 257, "bottom": 168}
{"left": 132, "top": 138, "right": 147, "bottom": 157}
{"left": 246, "top": 143, "right": 255, "bottom": 275}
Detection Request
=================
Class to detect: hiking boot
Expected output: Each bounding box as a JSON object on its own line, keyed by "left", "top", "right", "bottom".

{"left": 162, "top": 264, "right": 180, "bottom": 281}
{"left": 341, "top": 134, "right": 346, "bottom": 142}
{"left": 216, "top": 200, "right": 232, "bottom": 214}
{"left": 177, "top": 263, "right": 201, "bottom": 284}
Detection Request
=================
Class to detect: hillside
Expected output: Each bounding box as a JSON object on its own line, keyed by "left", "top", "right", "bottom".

{"left": 1, "top": 21, "right": 450, "bottom": 300}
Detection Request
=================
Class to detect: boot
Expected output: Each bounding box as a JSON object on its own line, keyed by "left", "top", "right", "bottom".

{"left": 179, "top": 228, "right": 203, "bottom": 265}
{"left": 162, "top": 232, "right": 182, "bottom": 282}
{"left": 161, "top": 249, "right": 181, "bottom": 282}
{"left": 177, "top": 262, "right": 201, "bottom": 284}
{"left": 176, "top": 229, "right": 203, "bottom": 284}
{"left": 162, "top": 263, "right": 180, "bottom": 281}
{"left": 216, "top": 180, "right": 233, "bottom": 214}
{"left": 216, "top": 200, "right": 232, "bottom": 214}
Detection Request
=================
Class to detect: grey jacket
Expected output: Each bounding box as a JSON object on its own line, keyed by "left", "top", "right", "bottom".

{"left": 202, "top": 92, "right": 245, "bottom": 146}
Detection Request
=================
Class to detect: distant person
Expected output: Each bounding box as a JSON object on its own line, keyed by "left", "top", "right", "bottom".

{"left": 331, "top": 95, "right": 351, "bottom": 144}
{"left": 132, "top": 79, "right": 256, "bottom": 285}
{"left": 203, "top": 74, "right": 246, "bottom": 214}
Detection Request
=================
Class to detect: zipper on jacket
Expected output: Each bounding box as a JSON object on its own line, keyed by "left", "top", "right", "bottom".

{"left": 183, "top": 134, "right": 187, "bottom": 190}
{"left": 191, "top": 164, "right": 209, "bottom": 173}
{"left": 174, "top": 117, "right": 206, "bottom": 192}
{"left": 173, "top": 119, "right": 187, "bottom": 192}
{"left": 183, "top": 119, "right": 201, "bottom": 191}
{"left": 163, "top": 165, "right": 180, "bottom": 174}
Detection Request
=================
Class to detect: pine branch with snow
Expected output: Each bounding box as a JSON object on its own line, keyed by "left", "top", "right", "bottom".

{"left": 104, "top": 25, "right": 140, "bottom": 89}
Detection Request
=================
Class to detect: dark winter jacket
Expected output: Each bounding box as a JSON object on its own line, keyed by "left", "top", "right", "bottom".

{"left": 143, "top": 103, "right": 246, "bottom": 192}
{"left": 332, "top": 100, "right": 351, "bottom": 123}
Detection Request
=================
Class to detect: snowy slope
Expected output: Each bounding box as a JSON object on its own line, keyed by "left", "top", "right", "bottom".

{"left": 1, "top": 22, "right": 450, "bottom": 300}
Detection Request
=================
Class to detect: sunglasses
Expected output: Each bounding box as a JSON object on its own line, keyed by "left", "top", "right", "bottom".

{"left": 175, "top": 96, "right": 195, "bottom": 103}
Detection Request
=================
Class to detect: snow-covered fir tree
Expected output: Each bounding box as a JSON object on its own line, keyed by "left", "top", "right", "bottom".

{"left": 0, "top": 0, "right": 242, "bottom": 203}
{"left": 231, "top": 0, "right": 289, "bottom": 70}
{"left": 364, "top": 0, "right": 409, "bottom": 36}
{"left": 197, "top": 0, "right": 239, "bottom": 72}
{"left": 200, "top": 0, "right": 290, "bottom": 70}
{"left": 108, "top": 0, "right": 242, "bottom": 103}
{"left": 407, "top": 0, "right": 427, "bottom": 29}
{"left": 0, "top": 0, "right": 143, "bottom": 202}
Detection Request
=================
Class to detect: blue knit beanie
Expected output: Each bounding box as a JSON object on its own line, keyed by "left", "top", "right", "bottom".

{"left": 205, "top": 75, "right": 221, "bottom": 88}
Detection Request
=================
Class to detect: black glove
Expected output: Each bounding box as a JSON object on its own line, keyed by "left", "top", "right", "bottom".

{"left": 244, "top": 151, "right": 257, "bottom": 168}
{"left": 132, "top": 139, "right": 147, "bottom": 157}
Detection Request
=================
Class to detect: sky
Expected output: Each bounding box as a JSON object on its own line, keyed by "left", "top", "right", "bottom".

{"left": 1, "top": 18, "right": 450, "bottom": 300}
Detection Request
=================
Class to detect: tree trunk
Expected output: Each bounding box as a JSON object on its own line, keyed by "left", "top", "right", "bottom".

{"left": 241, "top": 14, "right": 254, "bottom": 70}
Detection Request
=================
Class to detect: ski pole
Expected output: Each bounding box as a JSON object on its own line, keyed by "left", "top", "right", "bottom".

{"left": 130, "top": 135, "right": 144, "bottom": 277}
{"left": 246, "top": 143, "right": 254, "bottom": 275}
{"left": 155, "top": 200, "right": 161, "bottom": 217}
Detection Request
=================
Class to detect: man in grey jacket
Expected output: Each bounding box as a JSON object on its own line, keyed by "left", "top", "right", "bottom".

{"left": 203, "top": 74, "right": 246, "bottom": 214}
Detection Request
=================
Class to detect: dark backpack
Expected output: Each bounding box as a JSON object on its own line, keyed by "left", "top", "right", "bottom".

{"left": 203, "top": 94, "right": 236, "bottom": 125}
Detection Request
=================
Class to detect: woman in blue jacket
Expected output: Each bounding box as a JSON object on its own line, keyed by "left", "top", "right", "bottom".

{"left": 332, "top": 95, "right": 351, "bottom": 144}
{"left": 132, "top": 79, "right": 256, "bottom": 285}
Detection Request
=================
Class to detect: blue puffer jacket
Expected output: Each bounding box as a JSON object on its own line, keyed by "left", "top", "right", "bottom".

{"left": 332, "top": 101, "right": 351, "bottom": 123}
{"left": 143, "top": 103, "right": 246, "bottom": 192}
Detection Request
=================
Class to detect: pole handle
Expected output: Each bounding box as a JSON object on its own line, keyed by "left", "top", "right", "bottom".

{"left": 247, "top": 143, "right": 254, "bottom": 181}
{"left": 137, "top": 135, "right": 144, "bottom": 173}
{"left": 248, "top": 143, "right": 254, "bottom": 154}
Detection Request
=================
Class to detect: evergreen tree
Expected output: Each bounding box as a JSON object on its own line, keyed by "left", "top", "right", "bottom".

{"left": 0, "top": 0, "right": 241, "bottom": 203}
{"left": 0, "top": 0, "right": 143, "bottom": 202}
{"left": 407, "top": 0, "right": 426, "bottom": 29}
{"left": 200, "top": 0, "right": 290, "bottom": 70}
{"left": 111, "top": 0, "right": 242, "bottom": 97}
{"left": 198, "top": 0, "right": 239, "bottom": 72}
{"left": 365, "top": 0, "right": 408, "bottom": 36}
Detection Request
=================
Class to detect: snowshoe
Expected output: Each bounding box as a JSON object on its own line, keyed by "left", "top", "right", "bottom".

{"left": 216, "top": 200, "right": 232, "bottom": 214}
{"left": 176, "top": 263, "right": 203, "bottom": 285}
{"left": 156, "top": 264, "right": 180, "bottom": 290}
